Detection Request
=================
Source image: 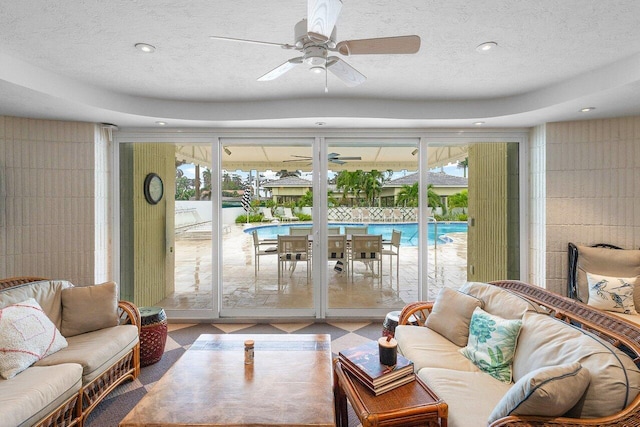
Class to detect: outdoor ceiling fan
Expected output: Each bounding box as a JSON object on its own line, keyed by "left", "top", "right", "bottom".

{"left": 283, "top": 152, "right": 362, "bottom": 165}
{"left": 209, "top": 0, "right": 421, "bottom": 90}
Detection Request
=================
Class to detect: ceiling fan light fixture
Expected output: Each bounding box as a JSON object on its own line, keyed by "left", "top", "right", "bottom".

{"left": 310, "top": 65, "right": 325, "bottom": 74}
{"left": 135, "top": 43, "right": 156, "bottom": 53}
{"left": 476, "top": 41, "right": 497, "bottom": 52}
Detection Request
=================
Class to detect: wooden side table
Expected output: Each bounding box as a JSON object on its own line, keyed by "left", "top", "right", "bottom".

{"left": 139, "top": 306, "right": 168, "bottom": 366}
{"left": 333, "top": 358, "right": 448, "bottom": 427}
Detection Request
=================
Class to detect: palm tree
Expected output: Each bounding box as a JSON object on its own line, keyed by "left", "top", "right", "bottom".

{"left": 335, "top": 170, "right": 364, "bottom": 205}
{"left": 396, "top": 183, "right": 419, "bottom": 207}
{"left": 457, "top": 157, "right": 469, "bottom": 177}
{"left": 276, "top": 169, "right": 301, "bottom": 178}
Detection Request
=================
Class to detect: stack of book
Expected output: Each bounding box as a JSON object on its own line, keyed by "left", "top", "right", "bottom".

{"left": 338, "top": 340, "right": 415, "bottom": 396}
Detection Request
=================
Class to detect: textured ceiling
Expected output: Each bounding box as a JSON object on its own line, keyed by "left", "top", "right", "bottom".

{"left": 1, "top": 0, "right": 640, "bottom": 128}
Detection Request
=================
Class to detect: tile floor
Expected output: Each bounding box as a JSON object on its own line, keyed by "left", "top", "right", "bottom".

{"left": 86, "top": 321, "right": 385, "bottom": 427}
{"left": 158, "top": 223, "right": 468, "bottom": 313}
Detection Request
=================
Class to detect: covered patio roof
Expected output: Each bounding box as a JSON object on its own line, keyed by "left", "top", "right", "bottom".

{"left": 175, "top": 144, "right": 468, "bottom": 172}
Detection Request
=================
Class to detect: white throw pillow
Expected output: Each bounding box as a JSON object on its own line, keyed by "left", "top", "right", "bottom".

{"left": 586, "top": 272, "right": 638, "bottom": 315}
{"left": 460, "top": 307, "right": 522, "bottom": 383}
{"left": 488, "top": 362, "right": 590, "bottom": 422}
{"left": 0, "top": 298, "right": 68, "bottom": 379}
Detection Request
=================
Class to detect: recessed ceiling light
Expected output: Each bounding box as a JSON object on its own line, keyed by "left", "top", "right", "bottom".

{"left": 473, "top": 121, "right": 485, "bottom": 126}
{"left": 580, "top": 107, "right": 596, "bottom": 112}
{"left": 155, "top": 121, "right": 167, "bottom": 126}
{"left": 135, "top": 43, "right": 156, "bottom": 53}
{"left": 476, "top": 42, "right": 498, "bottom": 52}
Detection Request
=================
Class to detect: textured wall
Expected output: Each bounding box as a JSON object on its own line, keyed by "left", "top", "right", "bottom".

{"left": 0, "top": 116, "right": 107, "bottom": 284}
{"left": 125, "top": 143, "right": 175, "bottom": 307}
{"left": 467, "top": 143, "right": 519, "bottom": 282}
{"left": 545, "top": 116, "right": 640, "bottom": 295}
{"left": 528, "top": 125, "right": 546, "bottom": 287}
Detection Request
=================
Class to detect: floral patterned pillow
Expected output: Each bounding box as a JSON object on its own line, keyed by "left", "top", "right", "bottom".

{"left": 586, "top": 272, "right": 638, "bottom": 315}
{"left": 460, "top": 307, "right": 523, "bottom": 383}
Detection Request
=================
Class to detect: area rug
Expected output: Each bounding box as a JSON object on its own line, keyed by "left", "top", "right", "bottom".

{"left": 85, "top": 321, "right": 383, "bottom": 427}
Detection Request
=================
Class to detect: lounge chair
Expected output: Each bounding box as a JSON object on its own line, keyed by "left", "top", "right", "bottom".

{"left": 281, "top": 207, "right": 299, "bottom": 222}
{"left": 260, "top": 207, "right": 277, "bottom": 222}
{"left": 392, "top": 208, "right": 404, "bottom": 222}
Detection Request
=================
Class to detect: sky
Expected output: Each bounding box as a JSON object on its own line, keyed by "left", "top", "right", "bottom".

{"left": 178, "top": 162, "right": 465, "bottom": 181}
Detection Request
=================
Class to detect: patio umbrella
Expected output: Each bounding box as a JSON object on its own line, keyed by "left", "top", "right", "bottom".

{"left": 241, "top": 186, "right": 252, "bottom": 224}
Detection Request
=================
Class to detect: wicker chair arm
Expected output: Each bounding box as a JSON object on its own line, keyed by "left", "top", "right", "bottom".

{"left": 399, "top": 301, "right": 434, "bottom": 326}
{"left": 0, "top": 276, "right": 48, "bottom": 290}
{"left": 118, "top": 300, "right": 141, "bottom": 334}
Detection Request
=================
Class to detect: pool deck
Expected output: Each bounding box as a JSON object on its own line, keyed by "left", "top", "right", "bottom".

{"left": 159, "top": 222, "right": 468, "bottom": 314}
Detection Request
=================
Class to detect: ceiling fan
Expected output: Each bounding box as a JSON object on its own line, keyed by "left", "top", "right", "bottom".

{"left": 283, "top": 152, "right": 362, "bottom": 165}
{"left": 209, "top": 0, "right": 420, "bottom": 90}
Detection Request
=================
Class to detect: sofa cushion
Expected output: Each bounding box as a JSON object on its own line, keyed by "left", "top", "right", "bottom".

{"left": 0, "top": 280, "right": 73, "bottom": 329}
{"left": 35, "top": 324, "right": 138, "bottom": 383}
{"left": 425, "top": 287, "right": 483, "bottom": 346}
{"left": 61, "top": 281, "right": 119, "bottom": 337}
{"left": 460, "top": 307, "right": 522, "bottom": 383}
{"left": 459, "top": 281, "right": 544, "bottom": 319}
{"left": 576, "top": 245, "right": 640, "bottom": 309}
{"left": 395, "top": 325, "right": 478, "bottom": 373}
{"left": 418, "top": 367, "right": 511, "bottom": 427}
{"left": 0, "top": 364, "right": 82, "bottom": 427}
{"left": 512, "top": 311, "right": 640, "bottom": 418}
{"left": 488, "top": 362, "right": 591, "bottom": 422}
{"left": 0, "top": 298, "right": 68, "bottom": 379}
{"left": 586, "top": 272, "right": 638, "bottom": 314}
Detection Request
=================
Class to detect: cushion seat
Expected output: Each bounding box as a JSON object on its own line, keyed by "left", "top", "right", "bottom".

{"left": 395, "top": 325, "right": 478, "bottom": 373}
{"left": 418, "top": 368, "right": 511, "bottom": 427}
{"left": 0, "top": 364, "right": 82, "bottom": 427}
{"left": 35, "top": 325, "right": 139, "bottom": 383}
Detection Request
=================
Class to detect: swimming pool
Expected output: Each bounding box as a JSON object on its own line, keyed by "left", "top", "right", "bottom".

{"left": 244, "top": 222, "right": 468, "bottom": 247}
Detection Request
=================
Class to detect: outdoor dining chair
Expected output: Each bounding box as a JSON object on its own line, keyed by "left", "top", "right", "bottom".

{"left": 289, "top": 226, "right": 312, "bottom": 236}
{"left": 350, "top": 234, "right": 382, "bottom": 284}
{"left": 328, "top": 234, "right": 348, "bottom": 277}
{"left": 382, "top": 229, "right": 402, "bottom": 289}
{"left": 277, "top": 234, "right": 311, "bottom": 285}
{"left": 252, "top": 230, "right": 277, "bottom": 276}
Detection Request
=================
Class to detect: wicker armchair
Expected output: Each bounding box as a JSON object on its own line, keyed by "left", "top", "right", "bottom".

{"left": 397, "top": 280, "right": 640, "bottom": 427}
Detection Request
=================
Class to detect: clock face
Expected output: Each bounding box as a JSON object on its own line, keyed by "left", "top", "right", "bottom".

{"left": 144, "top": 173, "right": 164, "bottom": 205}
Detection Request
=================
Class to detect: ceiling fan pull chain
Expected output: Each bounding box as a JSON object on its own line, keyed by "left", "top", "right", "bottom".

{"left": 325, "top": 66, "right": 329, "bottom": 93}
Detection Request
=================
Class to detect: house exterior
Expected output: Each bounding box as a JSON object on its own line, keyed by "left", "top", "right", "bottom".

{"left": 380, "top": 172, "right": 468, "bottom": 207}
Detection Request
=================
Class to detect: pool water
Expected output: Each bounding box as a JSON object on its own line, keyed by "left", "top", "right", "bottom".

{"left": 244, "top": 222, "right": 467, "bottom": 247}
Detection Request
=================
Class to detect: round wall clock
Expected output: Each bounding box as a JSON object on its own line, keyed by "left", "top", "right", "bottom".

{"left": 144, "top": 173, "right": 164, "bottom": 205}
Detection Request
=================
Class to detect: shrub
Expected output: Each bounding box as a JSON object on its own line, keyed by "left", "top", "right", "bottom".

{"left": 235, "top": 213, "right": 263, "bottom": 223}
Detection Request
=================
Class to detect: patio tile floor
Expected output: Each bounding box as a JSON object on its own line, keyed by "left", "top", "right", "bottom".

{"left": 158, "top": 223, "right": 467, "bottom": 313}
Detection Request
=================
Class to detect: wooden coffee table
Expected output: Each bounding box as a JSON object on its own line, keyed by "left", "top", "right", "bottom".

{"left": 120, "top": 334, "right": 335, "bottom": 426}
{"left": 333, "top": 358, "right": 447, "bottom": 427}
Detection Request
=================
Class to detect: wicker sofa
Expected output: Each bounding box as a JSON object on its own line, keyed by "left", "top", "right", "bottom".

{"left": 0, "top": 277, "right": 140, "bottom": 427}
{"left": 395, "top": 280, "right": 640, "bottom": 427}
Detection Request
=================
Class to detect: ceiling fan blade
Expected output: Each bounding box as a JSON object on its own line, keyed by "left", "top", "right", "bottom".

{"left": 327, "top": 57, "right": 366, "bottom": 87}
{"left": 330, "top": 159, "right": 346, "bottom": 165}
{"left": 335, "top": 156, "right": 361, "bottom": 160}
{"left": 307, "top": 0, "right": 342, "bottom": 42}
{"left": 336, "top": 35, "right": 421, "bottom": 56}
{"left": 209, "top": 35, "right": 294, "bottom": 49}
{"left": 257, "top": 57, "right": 303, "bottom": 81}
